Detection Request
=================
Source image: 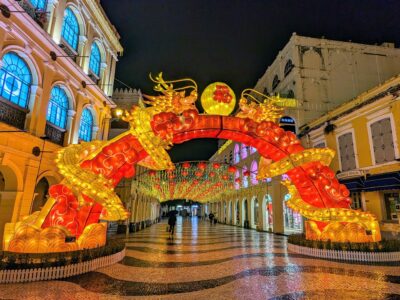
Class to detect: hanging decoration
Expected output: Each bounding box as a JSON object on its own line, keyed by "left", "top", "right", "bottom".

{"left": 132, "top": 161, "right": 254, "bottom": 202}
{"left": 3, "top": 72, "right": 382, "bottom": 254}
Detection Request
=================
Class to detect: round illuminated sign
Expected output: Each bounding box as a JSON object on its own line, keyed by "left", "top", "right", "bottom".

{"left": 200, "top": 82, "right": 236, "bottom": 116}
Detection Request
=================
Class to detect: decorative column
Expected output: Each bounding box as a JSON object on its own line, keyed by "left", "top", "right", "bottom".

{"left": 81, "top": 23, "right": 93, "bottom": 73}
{"left": 256, "top": 192, "right": 264, "bottom": 232}
{"left": 101, "top": 114, "right": 111, "bottom": 141}
{"left": 65, "top": 109, "right": 76, "bottom": 144}
{"left": 26, "top": 85, "right": 43, "bottom": 136}
{"left": 91, "top": 126, "right": 99, "bottom": 141}
{"left": 271, "top": 179, "right": 284, "bottom": 234}
{"left": 106, "top": 57, "right": 117, "bottom": 96}
{"left": 77, "top": 35, "right": 88, "bottom": 67}
{"left": 99, "top": 62, "right": 108, "bottom": 91}
{"left": 50, "top": 0, "right": 66, "bottom": 44}
{"left": 71, "top": 92, "right": 89, "bottom": 144}
{"left": 45, "top": 0, "right": 58, "bottom": 35}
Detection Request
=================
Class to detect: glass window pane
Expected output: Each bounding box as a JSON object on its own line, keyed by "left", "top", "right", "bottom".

{"left": 89, "top": 42, "right": 101, "bottom": 76}
{"left": 0, "top": 52, "right": 32, "bottom": 108}
{"left": 46, "top": 86, "right": 69, "bottom": 129}
{"left": 61, "top": 8, "right": 80, "bottom": 50}
{"left": 79, "top": 108, "right": 93, "bottom": 142}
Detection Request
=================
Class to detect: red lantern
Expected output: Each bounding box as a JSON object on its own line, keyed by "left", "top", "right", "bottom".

{"left": 228, "top": 166, "right": 237, "bottom": 173}
{"left": 235, "top": 178, "right": 241, "bottom": 183}
{"left": 148, "top": 170, "right": 156, "bottom": 176}
{"left": 212, "top": 163, "right": 220, "bottom": 169}
{"left": 182, "top": 162, "right": 191, "bottom": 169}
{"left": 181, "top": 170, "right": 188, "bottom": 177}
{"left": 195, "top": 171, "right": 203, "bottom": 177}
{"left": 243, "top": 170, "right": 250, "bottom": 177}
{"left": 209, "top": 171, "right": 216, "bottom": 177}
{"left": 222, "top": 174, "right": 229, "bottom": 180}
{"left": 198, "top": 162, "right": 207, "bottom": 170}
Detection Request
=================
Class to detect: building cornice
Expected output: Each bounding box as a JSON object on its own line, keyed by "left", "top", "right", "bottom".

{"left": 82, "top": 0, "right": 123, "bottom": 54}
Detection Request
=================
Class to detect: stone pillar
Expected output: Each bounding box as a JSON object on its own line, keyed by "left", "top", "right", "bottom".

{"left": 106, "top": 57, "right": 117, "bottom": 96}
{"left": 99, "top": 62, "right": 108, "bottom": 90}
{"left": 81, "top": 23, "right": 93, "bottom": 73}
{"left": 71, "top": 92, "right": 89, "bottom": 144}
{"left": 76, "top": 35, "right": 88, "bottom": 66}
{"left": 92, "top": 126, "right": 99, "bottom": 140}
{"left": 271, "top": 179, "right": 284, "bottom": 234}
{"left": 65, "top": 109, "right": 76, "bottom": 144}
{"left": 256, "top": 192, "right": 264, "bottom": 231}
{"left": 16, "top": 159, "right": 40, "bottom": 219}
{"left": 101, "top": 115, "right": 111, "bottom": 141}
{"left": 26, "top": 86, "right": 43, "bottom": 136}
{"left": 50, "top": 0, "right": 67, "bottom": 44}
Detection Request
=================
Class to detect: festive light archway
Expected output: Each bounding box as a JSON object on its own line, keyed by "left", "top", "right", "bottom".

{"left": 3, "top": 74, "right": 381, "bottom": 253}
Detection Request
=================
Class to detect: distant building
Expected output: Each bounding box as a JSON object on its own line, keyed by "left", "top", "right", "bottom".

{"left": 209, "top": 141, "right": 301, "bottom": 235}
{"left": 300, "top": 75, "right": 400, "bottom": 233}
{"left": 254, "top": 33, "right": 400, "bottom": 130}
{"left": 0, "top": 0, "right": 122, "bottom": 245}
{"left": 209, "top": 34, "right": 400, "bottom": 236}
{"left": 109, "top": 88, "right": 143, "bottom": 139}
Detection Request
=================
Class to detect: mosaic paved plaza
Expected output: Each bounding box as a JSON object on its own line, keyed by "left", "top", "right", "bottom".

{"left": 1, "top": 217, "right": 400, "bottom": 299}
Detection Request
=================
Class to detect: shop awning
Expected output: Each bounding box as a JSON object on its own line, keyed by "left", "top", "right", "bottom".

{"left": 339, "top": 172, "right": 400, "bottom": 192}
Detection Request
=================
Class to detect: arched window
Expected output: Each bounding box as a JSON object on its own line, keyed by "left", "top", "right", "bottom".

{"left": 234, "top": 170, "right": 240, "bottom": 190}
{"left": 79, "top": 108, "right": 93, "bottom": 142}
{"left": 286, "top": 89, "right": 295, "bottom": 98}
{"left": 280, "top": 116, "right": 296, "bottom": 134}
{"left": 250, "top": 161, "right": 258, "bottom": 185}
{"left": 242, "top": 166, "right": 248, "bottom": 188}
{"left": 46, "top": 86, "right": 69, "bottom": 129}
{"left": 234, "top": 144, "right": 240, "bottom": 164}
{"left": 29, "top": 0, "right": 47, "bottom": 10}
{"left": 284, "top": 59, "right": 294, "bottom": 77}
{"left": 61, "top": 8, "right": 80, "bottom": 50}
{"left": 89, "top": 42, "right": 101, "bottom": 77}
{"left": 240, "top": 143, "right": 248, "bottom": 159}
{"left": 0, "top": 52, "right": 32, "bottom": 108}
{"left": 272, "top": 75, "right": 280, "bottom": 90}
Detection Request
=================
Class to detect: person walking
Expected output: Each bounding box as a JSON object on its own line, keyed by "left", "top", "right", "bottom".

{"left": 168, "top": 213, "right": 177, "bottom": 238}
{"left": 209, "top": 212, "right": 215, "bottom": 225}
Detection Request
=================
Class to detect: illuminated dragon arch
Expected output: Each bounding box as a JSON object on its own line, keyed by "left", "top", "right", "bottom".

{"left": 3, "top": 74, "right": 381, "bottom": 253}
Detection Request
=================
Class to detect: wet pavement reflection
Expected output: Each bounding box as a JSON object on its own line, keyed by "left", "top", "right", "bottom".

{"left": 1, "top": 216, "right": 400, "bottom": 299}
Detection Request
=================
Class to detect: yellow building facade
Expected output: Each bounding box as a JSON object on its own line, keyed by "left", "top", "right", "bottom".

{"left": 300, "top": 75, "right": 400, "bottom": 233}
{"left": 0, "top": 0, "right": 123, "bottom": 245}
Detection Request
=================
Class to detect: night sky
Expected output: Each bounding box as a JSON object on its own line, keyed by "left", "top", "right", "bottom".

{"left": 101, "top": 0, "right": 400, "bottom": 162}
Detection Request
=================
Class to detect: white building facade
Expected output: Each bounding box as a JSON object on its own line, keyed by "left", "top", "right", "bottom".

{"left": 254, "top": 33, "right": 400, "bottom": 129}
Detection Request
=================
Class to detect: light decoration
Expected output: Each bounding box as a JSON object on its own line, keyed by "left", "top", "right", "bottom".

{"left": 3, "top": 73, "right": 383, "bottom": 254}
{"left": 282, "top": 181, "right": 381, "bottom": 243}
{"left": 201, "top": 82, "right": 236, "bottom": 116}
{"left": 257, "top": 148, "right": 336, "bottom": 179}
{"left": 132, "top": 161, "right": 243, "bottom": 202}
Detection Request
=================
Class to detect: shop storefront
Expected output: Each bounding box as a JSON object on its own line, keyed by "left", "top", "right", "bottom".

{"left": 283, "top": 194, "right": 303, "bottom": 232}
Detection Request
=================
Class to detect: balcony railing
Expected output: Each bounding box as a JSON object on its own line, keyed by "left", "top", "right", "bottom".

{"left": 88, "top": 73, "right": 100, "bottom": 85}
{"left": 16, "top": 0, "right": 48, "bottom": 29}
{"left": 0, "top": 98, "right": 27, "bottom": 130}
{"left": 45, "top": 122, "right": 65, "bottom": 146}
{"left": 59, "top": 42, "right": 78, "bottom": 62}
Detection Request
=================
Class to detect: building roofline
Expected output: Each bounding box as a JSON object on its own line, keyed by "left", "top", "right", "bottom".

{"left": 85, "top": 0, "right": 123, "bottom": 54}
{"left": 299, "top": 74, "right": 400, "bottom": 136}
